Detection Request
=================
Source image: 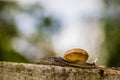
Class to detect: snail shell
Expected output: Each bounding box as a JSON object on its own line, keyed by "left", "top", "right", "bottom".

{"left": 63, "top": 48, "right": 89, "bottom": 63}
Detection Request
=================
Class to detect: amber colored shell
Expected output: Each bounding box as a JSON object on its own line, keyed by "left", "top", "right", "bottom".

{"left": 63, "top": 48, "right": 89, "bottom": 63}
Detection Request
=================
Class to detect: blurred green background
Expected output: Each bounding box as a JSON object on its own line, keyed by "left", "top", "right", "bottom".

{"left": 0, "top": 1, "right": 120, "bottom": 67}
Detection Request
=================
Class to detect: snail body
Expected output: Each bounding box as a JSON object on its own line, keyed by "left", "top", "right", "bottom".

{"left": 63, "top": 48, "right": 89, "bottom": 63}
{"left": 35, "top": 48, "right": 96, "bottom": 68}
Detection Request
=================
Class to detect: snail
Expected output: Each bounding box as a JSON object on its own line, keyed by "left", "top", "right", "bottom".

{"left": 63, "top": 48, "right": 89, "bottom": 63}
{"left": 35, "top": 48, "right": 97, "bottom": 68}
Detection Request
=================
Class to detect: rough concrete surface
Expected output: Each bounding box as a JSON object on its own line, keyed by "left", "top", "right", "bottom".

{"left": 0, "top": 62, "right": 120, "bottom": 80}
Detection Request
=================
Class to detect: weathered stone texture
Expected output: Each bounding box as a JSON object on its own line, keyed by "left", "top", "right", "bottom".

{"left": 0, "top": 62, "right": 120, "bottom": 80}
